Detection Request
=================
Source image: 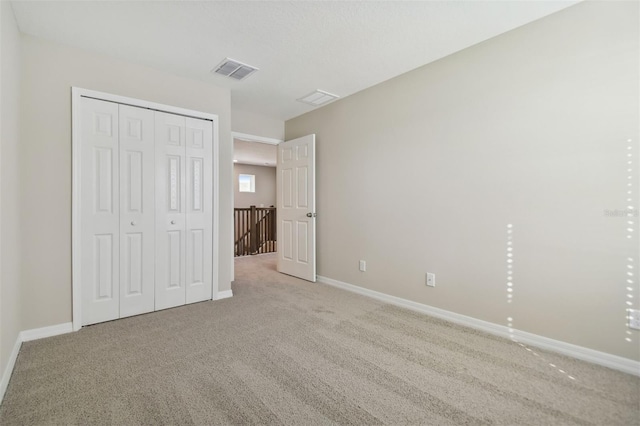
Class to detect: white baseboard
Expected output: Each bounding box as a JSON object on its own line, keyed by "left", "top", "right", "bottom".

{"left": 20, "top": 322, "right": 73, "bottom": 342}
{"left": 214, "top": 289, "right": 233, "bottom": 300}
{"left": 317, "top": 275, "right": 640, "bottom": 377}
{"left": 0, "top": 322, "right": 73, "bottom": 405}
{"left": 0, "top": 337, "right": 22, "bottom": 404}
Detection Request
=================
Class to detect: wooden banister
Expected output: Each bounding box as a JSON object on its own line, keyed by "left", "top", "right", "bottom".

{"left": 234, "top": 206, "right": 276, "bottom": 256}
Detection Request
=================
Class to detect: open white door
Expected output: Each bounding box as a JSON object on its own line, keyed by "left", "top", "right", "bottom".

{"left": 277, "top": 134, "right": 316, "bottom": 282}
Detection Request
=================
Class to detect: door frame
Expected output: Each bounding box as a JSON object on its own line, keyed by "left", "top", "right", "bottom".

{"left": 71, "top": 87, "right": 220, "bottom": 331}
{"left": 230, "top": 132, "right": 282, "bottom": 281}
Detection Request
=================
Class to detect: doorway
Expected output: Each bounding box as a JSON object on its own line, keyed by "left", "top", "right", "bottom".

{"left": 231, "top": 132, "right": 317, "bottom": 283}
{"left": 231, "top": 133, "right": 281, "bottom": 278}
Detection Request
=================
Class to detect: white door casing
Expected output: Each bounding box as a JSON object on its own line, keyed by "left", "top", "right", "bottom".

{"left": 80, "top": 98, "right": 120, "bottom": 325}
{"left": 119, "top": 105, "right": 155, "bottom": 318}
{"left": 277, "top": 134, "right": 316, "bottom": 282}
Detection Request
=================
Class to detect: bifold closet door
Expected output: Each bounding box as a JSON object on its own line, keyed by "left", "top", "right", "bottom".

{"left": 155, "top": 111, "right": 187, "bottom": 310}
{"left": 155, "top": 112, "right": 213, "bottom": 310}
{"left": 80, "top": 98, "right": 120, "bottom": 325}
{"left": 119, "top": 105, "right": 155, "bottom": 318}
{"left": 81, "top": 98, "right": 214, "bottom": 324}
{"left": 185, "top": 117, "right": 213, "bottom": 303}
{"left": 81, "top": 99, "right": 156, "bottom": 325}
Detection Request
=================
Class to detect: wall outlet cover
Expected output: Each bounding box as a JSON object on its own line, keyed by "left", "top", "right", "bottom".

{"left": 426, "top": 272, "right": 435, "bottom": 287}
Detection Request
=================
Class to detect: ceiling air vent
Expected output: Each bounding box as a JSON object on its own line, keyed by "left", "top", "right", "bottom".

{"left": 212, "top": 58, "right": 258, "bottom": 81}
{"left": 297, "top": 90, "right": 339, "bottom": 107}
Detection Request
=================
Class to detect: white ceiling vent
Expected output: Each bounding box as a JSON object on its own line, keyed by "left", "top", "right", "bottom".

{"left": 212, "top": 58, "right": 258, "bottom": 80}
{"left": 297, "top": 90, "right": 339, "bottom": 107}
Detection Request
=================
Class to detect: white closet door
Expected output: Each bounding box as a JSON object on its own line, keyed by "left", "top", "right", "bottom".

{"left": 154, "top": 111, "right": 187, "bottom": 310}
{"left": 80, "top": 98, "right": 120, "bottom": 325}
{"left": 185, "top": 117, "right": 213, "bottom": 303}
{"left": 119, "top": 105, "right": 155, "bottom": 318}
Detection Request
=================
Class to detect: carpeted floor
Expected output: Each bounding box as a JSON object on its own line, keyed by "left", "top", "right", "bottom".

{"left": 1, "top": 253, "right": 639, "bottom": 425}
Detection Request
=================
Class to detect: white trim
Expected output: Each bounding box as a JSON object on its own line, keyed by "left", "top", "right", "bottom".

{"left": 317, "top": 275, "right": 640, "bottom": 377}
{"left": 71, "top": 87, "right": 82, "bottom": 331}
{"left": 72, "top": 87, "right": 220, "bottom": 330}
{"left": 231, "top": 210, "right": 235, "bottom": 283}
{"left": 231, "top": 131, "right": 282, "bottom": 145}
{"left": 233, "top": 160, "right": 277, "bottom": 168}
{"left": 211, "top": 107, "right": 221, "bottom": 308}
{"left": 1, "top": 322, "right": 73, "bottom": 404}
{"left": 74, "top": 88, "right": 219, "bottom": 121}
{"left": 0, "top": 337, "right": 21, "bottom": 404}
{"left": 20, "top": 322, "right": 73, "bottom": 342}
{"left": 214, "top": 289, "right": 233, "bottom": 300}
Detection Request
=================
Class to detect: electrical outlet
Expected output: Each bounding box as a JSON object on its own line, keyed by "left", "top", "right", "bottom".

{"left": 629, "top": 309, "right": 640, "bottom": 330}
{"left": 359, "top": 260, "right": 366, "bottom": 272}
{"left": 426, "top": 273, "right": 435, "bottom": 287}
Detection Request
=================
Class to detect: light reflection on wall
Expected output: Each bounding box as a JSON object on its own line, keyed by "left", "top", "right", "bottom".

{"left": 505, "top": 223, "right": 575, "bottom": 380}
{"left": 506, "top": 224, "right": 513, "bottom": 305}
{"left": 506, "top": 224, "right": 514, "bottom": 345}
{"left": 624, "top": 138, "right": 636, "bottom": 344}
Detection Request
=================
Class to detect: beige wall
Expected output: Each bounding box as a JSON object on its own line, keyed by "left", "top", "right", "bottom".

{"left": 232, "top": 108, "right": 284, "bottom": 141}
{"left": 0, "top": 0, "right": 22, "bottom": 378}
{"left": 286, "top": 1, "right": 640, "bottom": 361}
{"left": 234, "top": 164, "right": 276, "bottom": 208}
{"left": 20, "top": 36, "right": 233, "bottom": 330}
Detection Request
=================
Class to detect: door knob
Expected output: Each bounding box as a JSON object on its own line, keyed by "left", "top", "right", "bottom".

{"left": 306, "top": 212, "right": 316, "bottom": 218}
{"left": 130, "top": 221, "right": 136, "bottom": 226}
{"left": 171, "top": 220, "right": 176, "bottom": 225}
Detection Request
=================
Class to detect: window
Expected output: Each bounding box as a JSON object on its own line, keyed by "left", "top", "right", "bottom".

{"left": 239, "top": 174, "right": 255, "bottom": 192}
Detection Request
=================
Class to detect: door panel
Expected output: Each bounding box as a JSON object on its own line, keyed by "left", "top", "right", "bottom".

{"left": 282, "top": 169, "right": 293, "bottom": 207}
{"left": 297, "top": 166, "right": 308, "bottom": 207}
{"left": 189, "top": 229, "right": 204, "bottom": 285}
{"left": 282, "top": 220, "right": 293, "bottom": 260}
{"left": 123, "top": 233, "right": 143, "bottom": 296}
{"left": 185, "top": 117, "right": 213, "bottom": 303}
{"left": 94, "top": 234, "right": 114, "bottom": 299}
{"left": 119, "top": 105, "right": 155, "bottom": 318}
{"left": 155, "top": 111, "right": 187, "bottom": 310}
{"left": 81, "top": 98, "right": 120, "bottom": 325}
{"left": 167, "top": 230, "right": 182, "bottom": 287}
{"left": 125, "top": 151, "right": 142, "bottom": 212}
{"left": 277, "top": 134, "right": 316, "bottom": 282}
{"left": 94, "top": 148, "right": 114, "bottom": 213}
{"left": 296, "top": 222, "right": 309, "bottom": 263}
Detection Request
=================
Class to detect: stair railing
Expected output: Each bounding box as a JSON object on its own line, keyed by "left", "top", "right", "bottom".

{"left": 234, "top": 206, "right": 276, "bottom": 256}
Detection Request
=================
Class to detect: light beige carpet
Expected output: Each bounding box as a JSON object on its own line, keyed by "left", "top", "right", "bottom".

{"left": 1, "top": 253, "right": 638, "bottom": 425}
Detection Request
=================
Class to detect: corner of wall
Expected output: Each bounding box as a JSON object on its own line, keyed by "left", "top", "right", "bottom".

{"left": 0, "top": 0, "right": 23, "bottom": 391}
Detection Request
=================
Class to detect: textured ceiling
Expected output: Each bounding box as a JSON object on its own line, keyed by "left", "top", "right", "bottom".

{"left": 11, "top": 0, "right": 579, "bottom": 121}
